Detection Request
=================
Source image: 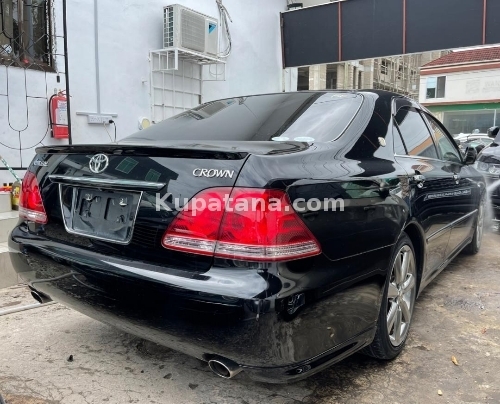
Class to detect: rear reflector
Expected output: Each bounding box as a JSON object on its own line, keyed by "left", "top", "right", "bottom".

{"left": 19, "top": 171, "right": 48, "bottom": 224}
{"left": 162, "top": 187, "right": 321, "bottom": 262}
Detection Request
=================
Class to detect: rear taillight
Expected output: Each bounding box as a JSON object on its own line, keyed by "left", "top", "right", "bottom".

{"left": 19, "top": 171, "right": 48, "bottom": 224}
{"left": 161, "top": 188, "right": 231, "bottom": 256}
{"left": 162, "top": 188, "right": 321, "bottom": 262}
{"left": 216, "top": 188, "right": 321, "bottom": 261}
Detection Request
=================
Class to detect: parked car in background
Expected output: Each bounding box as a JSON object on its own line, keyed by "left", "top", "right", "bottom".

{"left": 454, "top": 134, "right": 494, "bottom": 155}
{"left": 9, "top": 91, "right": 486, "bottom": 383}
{"left": 476, "top": 127, "right": 500, "bottom": 231}
{"left": 453, "top": 133, "right": 488, "bottom": 141}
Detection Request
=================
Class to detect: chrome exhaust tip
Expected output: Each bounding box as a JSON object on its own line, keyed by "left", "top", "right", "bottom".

{"left": 30, "top": 288, "right": 52, "bottom": 304}
{"left": 208, "top": 357, "right": 242, "bottom": 379}
{"left": 30, "top": 290, "right": 43, "bottom": 303}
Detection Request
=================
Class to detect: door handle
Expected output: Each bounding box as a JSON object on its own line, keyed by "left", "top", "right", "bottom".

{"left": 412, "top": 174, "right": 426, "bottom": 189}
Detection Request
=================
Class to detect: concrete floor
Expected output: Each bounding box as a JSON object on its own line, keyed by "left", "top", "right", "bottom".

{"left": 0, "top": 233, "right": 499, "bottom": 404}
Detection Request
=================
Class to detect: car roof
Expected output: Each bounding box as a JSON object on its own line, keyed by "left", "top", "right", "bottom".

{"left": 247, "top": 89, "right": 424, "bottom": 116}
{"left": 232, "top": 89, "right": 417, "bottom": 104}
{"left": 293, "top": 89, "right": 415, "bottom": 100}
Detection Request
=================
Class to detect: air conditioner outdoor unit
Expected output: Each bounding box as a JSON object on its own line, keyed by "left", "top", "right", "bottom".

{"left": 163, "top": 4, "right": 219, "bottom": 56}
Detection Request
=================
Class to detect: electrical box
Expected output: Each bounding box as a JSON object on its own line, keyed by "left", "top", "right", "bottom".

{"left": 164, "top": 4, "right": 219, "bottom": 56}
{"left": 87, "top": 114, "right": 113, "bottom": 124}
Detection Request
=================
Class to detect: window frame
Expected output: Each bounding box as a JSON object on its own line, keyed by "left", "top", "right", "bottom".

{"left": 0, "top": 0, "right": 55, "bottom": 72}
{"left": 392, "top": 112, "right": 408, "bottom": 156}
{"left": 426, "top": 76, "right": 446, "bottom": 99}
{"left": 392, "top": 99, "right": 411, "bottom": 156}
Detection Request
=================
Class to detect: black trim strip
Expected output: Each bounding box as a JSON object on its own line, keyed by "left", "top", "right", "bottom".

{"left": 49, "top": 175, "right": 166, "bottom": 191}
{"left": 36, "top": 145, "right": 248, "bottom": 160}
{"left": 427, "top": 209, "right": 478, "bottom": 242}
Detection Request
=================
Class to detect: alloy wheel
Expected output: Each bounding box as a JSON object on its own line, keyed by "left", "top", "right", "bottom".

{"left": 387, "top": 245, "right": 417, "bottom": 347}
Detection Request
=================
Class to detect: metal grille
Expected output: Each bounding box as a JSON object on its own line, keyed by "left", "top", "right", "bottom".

{"left": 0, "top": 0, "right": 53, "bottom": 69}
{"left": 150, "top": 53, "right": 202, "bottom": 122}
{"left": 163, "top": 6, "right": 174, "bottom": 48}
{"left": 180, "top": 8, "right": 205, "bottom": 53}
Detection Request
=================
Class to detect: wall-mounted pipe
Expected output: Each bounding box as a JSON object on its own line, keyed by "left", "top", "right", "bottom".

{"left": 94, "top": 0, "right": 101, "bottom": 114}
{"left": 62, "top": 0, "right": 73, "bottom": 144}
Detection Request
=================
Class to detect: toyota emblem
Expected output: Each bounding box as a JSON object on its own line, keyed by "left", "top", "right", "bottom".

{"left": 89, "top": 154, "right": 109, "bottom": 174}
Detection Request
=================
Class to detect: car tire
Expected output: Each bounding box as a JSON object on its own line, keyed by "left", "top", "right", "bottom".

{"left": 362, "top": 233, "right": 418, "bottom": 360}
{"left": 463, "top": 194, "right": 486, "bottom": 255}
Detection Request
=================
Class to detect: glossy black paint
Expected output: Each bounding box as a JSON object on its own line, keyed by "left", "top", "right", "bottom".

{"left": 9, "top": 90, "right": 485, "bottom": 383}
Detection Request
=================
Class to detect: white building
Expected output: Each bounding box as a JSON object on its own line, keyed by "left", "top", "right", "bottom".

{"left": 419, "top": 46, "right": 500, "bottom": 135}
{"left": 298, "top": 52, "right": 448, "bottom": 100}
{"left": 0, "top": 0, "right": 291, "bottom": 185}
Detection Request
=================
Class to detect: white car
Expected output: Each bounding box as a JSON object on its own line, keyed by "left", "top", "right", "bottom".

{"left": 453, "top": 134, "right": 494, "bottom": 154}
{"left": 453, "top": 133, "right": 490, "bottom": 141}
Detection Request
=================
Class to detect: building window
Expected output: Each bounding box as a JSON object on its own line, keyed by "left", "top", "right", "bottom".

{"left": 381, "top": 59, "right": 388, "bottom": 75}
{"left": 397, "top": 65, "right": 404, "bottom": 80}
{"left": 297, "top": 67, "right": 310, "bottom": 91}
{"left": 426, "top": 76, "right": 446, "bottom": 99}
{"left": 442, "top": 109, "right": 496, "bottom": 135}
{"left": 326, "top": 64, "right": 337, "bottom": 89}
{"left": 0, "top": 0, "right": 53, "bottom": 69}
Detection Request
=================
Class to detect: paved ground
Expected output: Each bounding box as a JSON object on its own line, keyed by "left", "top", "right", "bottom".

{"left": 0, "top": 232, "right": 499, "bottom": 404}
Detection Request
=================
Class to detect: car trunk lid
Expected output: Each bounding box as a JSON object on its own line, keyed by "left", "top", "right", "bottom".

{"left": 29, "top": 142, "right": 307, "bottom": 273}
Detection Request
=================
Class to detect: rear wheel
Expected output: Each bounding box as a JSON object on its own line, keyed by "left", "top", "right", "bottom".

{"left": 363, "top": 233, "right": 417, "bottom": 360}
{"left": 463, "top": 194, "right": 486, "bottom": 255}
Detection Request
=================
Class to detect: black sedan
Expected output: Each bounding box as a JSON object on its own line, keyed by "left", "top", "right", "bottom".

{"left": 9, "top": 90, "right": 486, "bottom": 383}
{"left": 476, "top": 126, "right": 500, "bottom": 230}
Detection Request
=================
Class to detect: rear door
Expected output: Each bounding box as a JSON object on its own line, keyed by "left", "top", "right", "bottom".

{"left": 422, "top": 113, "right": 478, "bottom": 256}
{"left": 392, "top": 101, "right": 456, "bottom": 284}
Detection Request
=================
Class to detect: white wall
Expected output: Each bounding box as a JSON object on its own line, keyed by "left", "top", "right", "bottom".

{"left": 0, "top": 0, "right": 66, "bottom": 184}
{"left": 419, "top": 68, "right": 500, "bottom": 105}
{"left": 0, "top": 0, "right": 287, "bottom": 184}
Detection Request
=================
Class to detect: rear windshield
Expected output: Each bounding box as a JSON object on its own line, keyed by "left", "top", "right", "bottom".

{"left": 124, "top": 92, "right": 363, "bottom": 143}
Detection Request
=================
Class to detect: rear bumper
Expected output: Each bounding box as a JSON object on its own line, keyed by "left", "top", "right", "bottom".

{"left": 8, "top": 225, "right": 388, "bottom": 382}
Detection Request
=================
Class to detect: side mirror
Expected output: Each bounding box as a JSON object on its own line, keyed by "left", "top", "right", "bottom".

{"left": 464, "top": 147, "right": 477, "bottom": 165}
{"left": 487, "top": 126, "right": 500, "bottom": 138}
